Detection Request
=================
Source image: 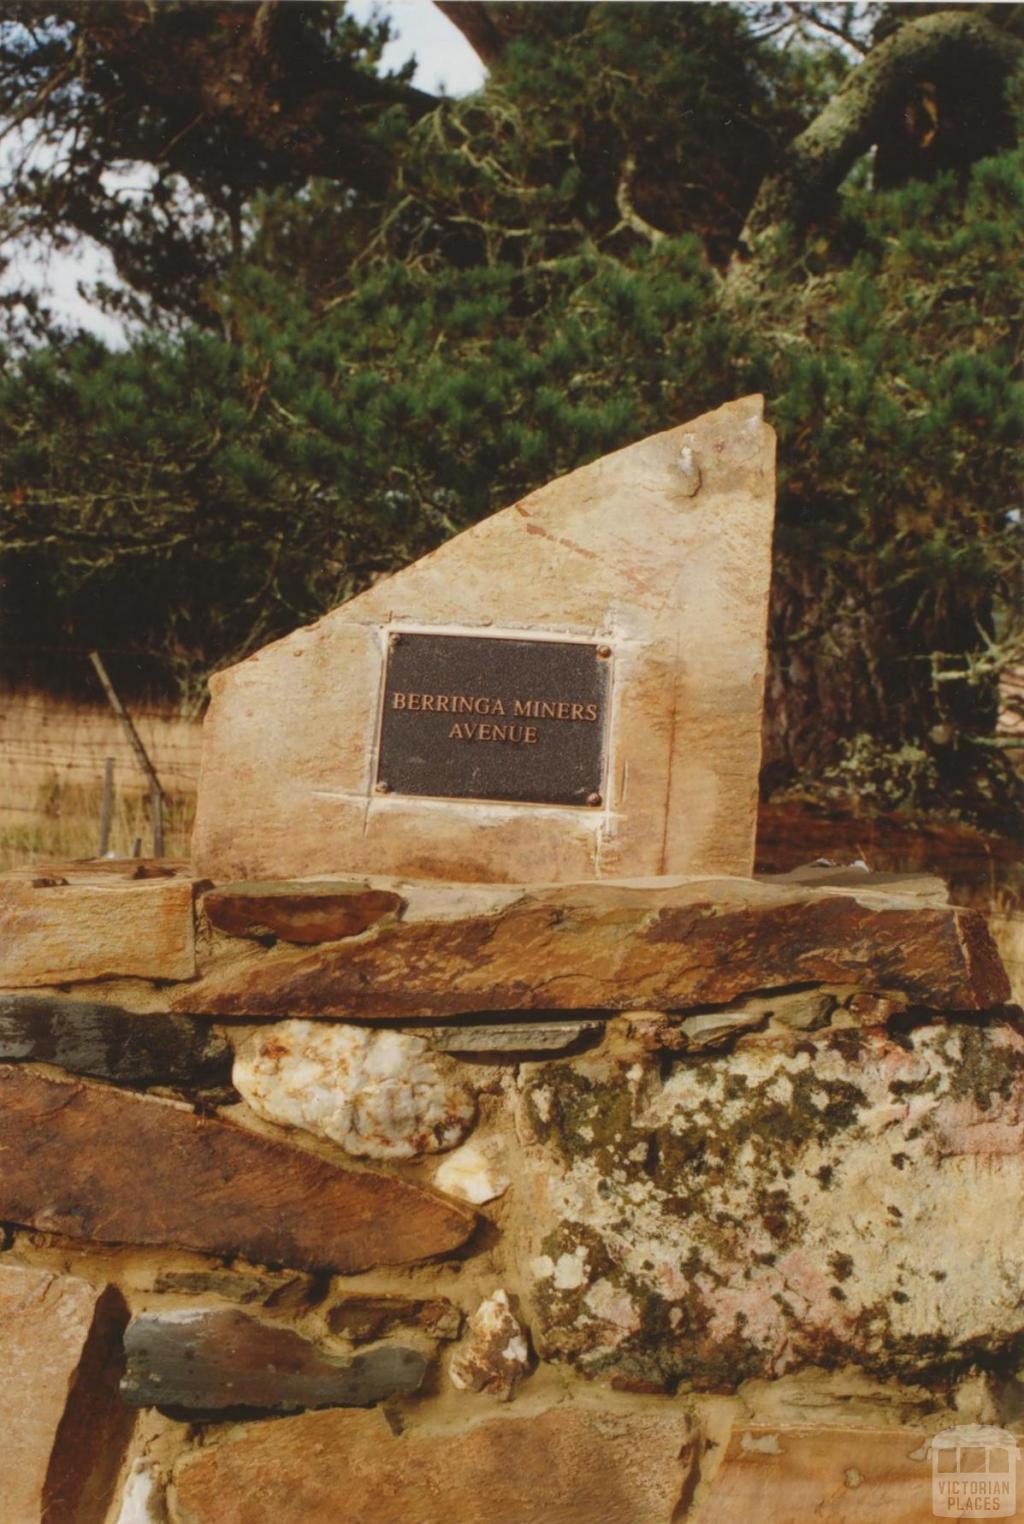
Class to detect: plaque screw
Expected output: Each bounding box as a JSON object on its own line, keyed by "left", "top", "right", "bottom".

{"left": 587, "top": 792, "right": 603, "bottom": 807}
{"left": 389, "top": 633, "right": 403, "bottom": 648}
{"left": 597, "top": 645, "right": 612, "bottom": 659}
{"left": 375, "top": 780, "right": 391, "bottom": 794}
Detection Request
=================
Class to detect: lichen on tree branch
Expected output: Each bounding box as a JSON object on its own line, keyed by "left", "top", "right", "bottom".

{"left": 740, "top": 10, "right": 1023, "bottom": 252}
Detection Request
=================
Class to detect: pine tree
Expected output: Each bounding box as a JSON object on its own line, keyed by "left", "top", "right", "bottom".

{"left": 0, "top": 2, "right": 1020, "bottom": 825}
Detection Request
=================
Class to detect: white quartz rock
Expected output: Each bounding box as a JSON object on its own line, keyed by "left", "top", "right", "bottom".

{"left": 115, "top": 1461, "right": 167, "bottom": 1524}
{"left": 433, "top": 1140, "right": 510, "bottom": 1205}
{"left": 233, "top": 1020, "right": 475, "bottom": 1160}
{"left": 449, "top": 1289, "right": 529, "bottom": 1401}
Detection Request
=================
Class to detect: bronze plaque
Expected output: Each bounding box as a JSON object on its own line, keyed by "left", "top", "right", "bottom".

{"left": 376, "top": 633, "right": 610, "bottom": 807}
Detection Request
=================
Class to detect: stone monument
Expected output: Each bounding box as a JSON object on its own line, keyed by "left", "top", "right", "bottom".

{"left": 0, "top": 387, "right": 1017, "bottom": 1524}
{"left": 192, "top": 394, "right": 776, "bottom": 881}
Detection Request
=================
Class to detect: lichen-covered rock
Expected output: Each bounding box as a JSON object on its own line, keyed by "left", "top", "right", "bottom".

{"left": 233, "top": 1020, "right": 475, "bottom": 1160}
{"left": 449, "top": 1290, "right": 529, "bottom": 1401}
{"left": 521, "top": 1021, "right": 1024, "bottom": 1391}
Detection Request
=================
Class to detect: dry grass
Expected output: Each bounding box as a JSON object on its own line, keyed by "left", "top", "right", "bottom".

{"left": 0, "top": 689, "right": 201, "bottom": 869}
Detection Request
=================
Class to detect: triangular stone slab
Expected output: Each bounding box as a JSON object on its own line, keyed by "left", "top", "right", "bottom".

{"left": 193, "top": 396, "right": 775, "bottom": 882}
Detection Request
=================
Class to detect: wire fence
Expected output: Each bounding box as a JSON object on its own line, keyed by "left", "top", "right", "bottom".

{"left": 0, "top": 687, "right": 201, "bottom": 867}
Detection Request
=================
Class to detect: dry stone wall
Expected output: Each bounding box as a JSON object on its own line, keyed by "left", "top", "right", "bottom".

{"left": 0, "top": 858, "right": 1020, "bottom": 1523}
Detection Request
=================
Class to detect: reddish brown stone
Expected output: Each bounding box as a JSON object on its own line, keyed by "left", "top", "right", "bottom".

{"left": 174, "top": 877, "right": 1009, "bottom": 1020}
{"left": 0, "top": 1263, "right": 133, "bottom": 1524}
{"left": 0, "top": 1066, "right": 475, "bottom": 1272}
{"left": 690, "top": 1425, "right": 938, "bottom": 1523}
{"left": 845, "top": 991, "right": 908, "bottom": 1023}
{"left": 326, "top": 1292, "right": 461, "bottom": 1344}
{"left": 203, "top": 881, "right": 404, "bottom": 944}
{"left": 173, "top": 1405, "right": 699, "bottom": 1524}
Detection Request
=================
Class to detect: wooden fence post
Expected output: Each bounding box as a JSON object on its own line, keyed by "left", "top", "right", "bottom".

{"left": 89, "top": 651, "right": 167, "bottom": 859}
{"left": 98, "top": 757, "right": 114, "bottom": 856}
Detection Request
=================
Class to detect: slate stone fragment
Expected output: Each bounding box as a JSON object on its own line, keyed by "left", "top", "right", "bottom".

{"left": 0, "top": 994, "right": 230, "bottom": 1087}
{"left": 122, "top": 1308, "right": 427, "bottom": 1412}
{"left": 121, "top": 1304, "right": 426, "bottom": 1408}
{"left": 424, "top": 1020, "right": 602, "bottom": 1053}
{"left": 152, "top": 1268, "right": 314, "bottom": 1308}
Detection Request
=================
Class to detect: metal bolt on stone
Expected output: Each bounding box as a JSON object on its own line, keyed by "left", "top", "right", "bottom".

{"left": 676, "top": 443, "right": 702, "bottom": 496}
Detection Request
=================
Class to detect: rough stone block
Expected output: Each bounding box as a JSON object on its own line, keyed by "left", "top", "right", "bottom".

{"left": 690, "top": 1425, "right": 938, "bottom": 1523}
{"left": 192, "top": 397, "right": 775, "bottom": 885}
{"left": 0, "top": 1065, "right": 475, "bottom": 1271}
{"left": 0, "top": 874, "right": 195, "bottom": 986}
{"left": 172, "top": 1405, "right": 700, "bottom": 1524}
{"left": 0, "top": 1263, "right": 133, "bottom": 1524}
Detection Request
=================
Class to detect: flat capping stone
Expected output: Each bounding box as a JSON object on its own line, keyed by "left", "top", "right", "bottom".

{"left": 172, "top": 871, "right": 1010, "bottom": 1019}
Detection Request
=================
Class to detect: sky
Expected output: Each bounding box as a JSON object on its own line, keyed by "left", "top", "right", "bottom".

{"left": 1, "top": 0, "right": 486, "bottom": 343}
{"left": 350, "top": 0, "right": 486, "bottom": 94}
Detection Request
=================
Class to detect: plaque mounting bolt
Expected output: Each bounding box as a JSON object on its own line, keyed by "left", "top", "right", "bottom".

{"left": 597, "top": 645, "right": 612, "bottom": 659}
{"left": 389, "top": 633, "right": 403, "bottom": 648}
{"left": 375, "top": 780, "right": 391, "bottom": 794}
{"left": 587, "top": 792, "right": 603, "bottom": 807}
